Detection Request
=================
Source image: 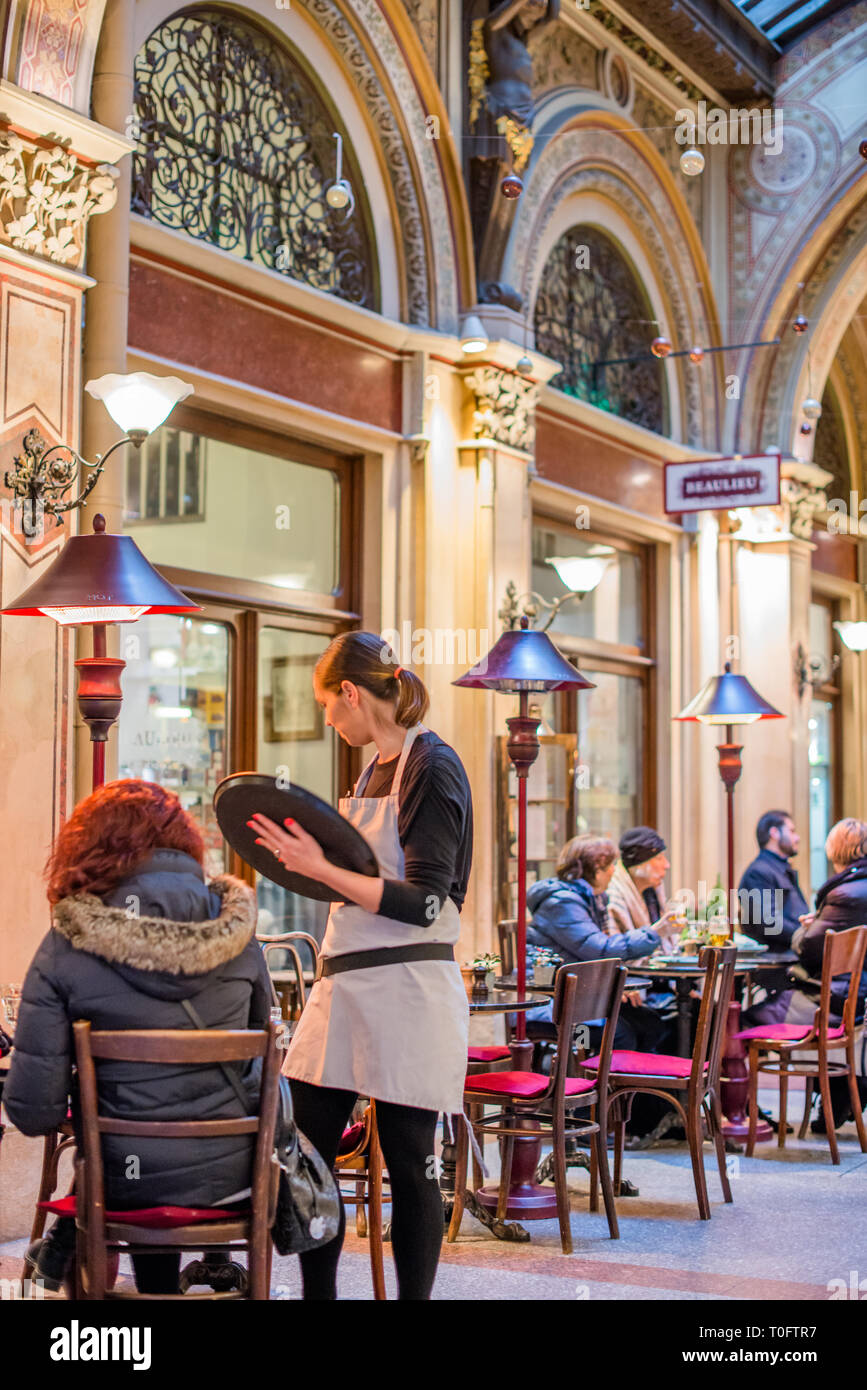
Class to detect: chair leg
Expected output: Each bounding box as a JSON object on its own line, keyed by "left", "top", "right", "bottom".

{"left": 798, "top": 1077, "right": 814, "bottom": 1140}
{"left": 552, "top": 1118, "right": 573, "bottom": 1254}
{"left": 612, "top": 1094, "right": 627, "bottom": 1197}
{"left": 367, "top": 1125, "right": 386, "bottom": 1300}
{"left": 497, "top": 1129, "right": 516, "bottom": 1223}
{"left": 777, "top": 1060, "right": 789, "bottom": 1150}
{"left": 447, "top": 1115, "right": 468, "bottom": 1243}
{"left": 588, "top": 1104, "right": 599, "bottom": 1212}
{"left": 745, "top": 1047, "right": 760, "bottom": 1157}
{"left": 708, "top": 1093, "right": 733, "bottom": 1203}
{"left": 817, "top": 1057, "right": 840, "bottom": 1165}
{"left": 593, "top": 1108, "right": 619, "bottom": 1241}
{"left": 249, "top": 1220, "right": 270, "bottom": 1300}
{"left": 686, "top": 1102, "right": 711, "bottom": 1220}
{"left": 469, "top": 1103, "right": 483, "bottom": 1193}
{"left": 355, "top": 1179, "right": 368, "bottom": 1237}
{"left": 846, "top": 1047, "right": 867, "bottom": 1153}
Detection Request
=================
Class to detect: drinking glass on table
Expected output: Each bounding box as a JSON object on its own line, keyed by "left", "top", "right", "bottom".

{"left": 1, "top": 983, "right": 21, "bottom": 1029}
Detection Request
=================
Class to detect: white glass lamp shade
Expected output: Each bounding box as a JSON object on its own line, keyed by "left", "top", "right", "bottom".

{"left": 459, "top": 314, "right": 488, "bottom": 355}
{"left": 85, "top": 373, "right": 194, "bottom": 436}
{"left": 547, "top": 554, "right": 607, "bottom": 594}
{"left": 834, "top": 621, "right": 867, "bottom": 652}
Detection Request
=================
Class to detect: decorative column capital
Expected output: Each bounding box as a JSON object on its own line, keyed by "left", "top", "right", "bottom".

{"left": 781, "top": 459, "right": 834, "bottom": 541}
{"left": 0, "top": 130, "right": 119, "bottom": 270}
{"left": 463, "top": 366, "right": 539, "bottom": 452}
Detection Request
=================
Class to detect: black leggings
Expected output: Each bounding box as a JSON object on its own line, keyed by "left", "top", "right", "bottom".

{"left": 289, "top": 1080, "right": 443, "bottom": 1301}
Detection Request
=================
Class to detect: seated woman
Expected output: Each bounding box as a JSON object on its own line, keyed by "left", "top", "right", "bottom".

{"left": 4, "top": 779, "right": 271, "bottom": 1294}
{"left": 742, "top": 817, "right": 867, "bottom": 1132}
{"left": 526, "top": 833, "right": 667, "bottom": 1051}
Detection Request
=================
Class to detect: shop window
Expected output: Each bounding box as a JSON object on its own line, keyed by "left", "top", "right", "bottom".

{"left": 117, "top": 615, "right": 230, "bottom": 879}
{"left": 532, "top": 523, "right": 645, "bottom": 650}
{"left": 131, "top": 7, "right": 378, "bottom": 308}
{"left": 124, "top": 431, "right": 341, "bottom": 597}
{"left": 533, "top": 225, "right": 667, "bottom": 435}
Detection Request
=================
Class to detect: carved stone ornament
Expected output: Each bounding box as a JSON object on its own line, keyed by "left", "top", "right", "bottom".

{"left": 781, "top": 463, "right": 834, "bottom": 540}
{"left": 465, "top": 366, "right": 540, "bottom": 451}
{"left": 0, "top": 131, "right": 118, "bottom": 269}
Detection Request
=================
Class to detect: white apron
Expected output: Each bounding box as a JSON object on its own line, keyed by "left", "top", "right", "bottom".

{"left": 283, "top": 723, "right": 470, "bottom": 1113}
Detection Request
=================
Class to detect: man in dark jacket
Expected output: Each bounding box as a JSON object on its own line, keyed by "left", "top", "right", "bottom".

{"left": 5, "top": 847, "right": 271, "bottom": 1290}
{"left": 738, "top": 810, "right": 808, "bottom": 948}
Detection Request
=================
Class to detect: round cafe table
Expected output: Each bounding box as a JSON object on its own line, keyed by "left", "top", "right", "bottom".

{"left": 440, "top": 988, "right": 549, "bottom": 1242}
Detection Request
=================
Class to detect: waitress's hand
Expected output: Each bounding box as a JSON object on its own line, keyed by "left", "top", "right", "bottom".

{"left": 247, "top": 813, "right": 330, "bottom": 882}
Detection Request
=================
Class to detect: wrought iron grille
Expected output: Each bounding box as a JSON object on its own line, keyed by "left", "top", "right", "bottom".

{"left": 534, "top": 226, "right": 665, "bottom": 434}
{"left": 131, "top": 8, "right": 376, "bottom": 308}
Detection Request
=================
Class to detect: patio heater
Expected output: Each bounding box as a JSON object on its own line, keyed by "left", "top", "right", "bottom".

{"left": 674, "top": 662, "right": 783, "bottom": 908}
{"left": 454, "top": 617, "right": 594, "bottom": 1051}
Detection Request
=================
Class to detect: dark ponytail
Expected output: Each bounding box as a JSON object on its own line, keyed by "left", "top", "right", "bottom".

{"left": 315, "top": 631, "right": 430, "bottom": 728}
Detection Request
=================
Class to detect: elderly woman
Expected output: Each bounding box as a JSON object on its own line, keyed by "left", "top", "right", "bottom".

{"left": 526, "top": 833, "right": 666, "bottom": 1051}
{"left": 742, "top": 817, "right": 867, "bottom": 1131}
{"left": 607, "top": 826, "right": 678, "bottom": 936}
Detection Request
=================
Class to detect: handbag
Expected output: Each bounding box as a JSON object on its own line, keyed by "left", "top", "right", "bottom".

{"left": 179, "top": 1000, "right": 339, "bottom": 1256}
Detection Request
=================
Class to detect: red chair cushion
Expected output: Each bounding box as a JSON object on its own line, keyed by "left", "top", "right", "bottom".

{"left": 467, "top": 1045, "right": 512, "bottom": 1063}
{"left": 337, "top": 1121, "right": 366, "bottom": 1155}
{"left": 464, "top": 1070, "right": 596, "bottom": 1100}
{"left": 734, "top": 1022, "right": 846, "bottom": 1043}
{"left": 582, "top": 1050, "right": 703, "bottom": 1079}
{"left": 38, "top": 1195, "right": 244, "bottom": 1228}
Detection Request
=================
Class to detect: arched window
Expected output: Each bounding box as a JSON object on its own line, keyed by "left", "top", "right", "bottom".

{"left": 131, "top": 7, "right": 378, "bottom": 308}
{"left": 534, "top": 226, "right": 666, "bottom": 434}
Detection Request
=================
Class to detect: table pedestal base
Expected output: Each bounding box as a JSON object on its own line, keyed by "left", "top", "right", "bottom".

{"left": 721, "top": 998, "right": 773, "bottom": 1143}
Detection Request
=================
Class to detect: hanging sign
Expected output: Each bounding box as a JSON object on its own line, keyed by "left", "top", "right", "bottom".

{"left": 664, "top": 453, "right": 780, "bottom": 514}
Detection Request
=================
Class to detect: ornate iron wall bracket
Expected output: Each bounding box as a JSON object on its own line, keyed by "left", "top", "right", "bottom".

{"left": 4, "top": 430, "right": 135, "bottom": 541}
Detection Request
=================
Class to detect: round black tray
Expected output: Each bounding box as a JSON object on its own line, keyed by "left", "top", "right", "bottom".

{"left": 213, "top": 772, "right": 378, "bottom": 901}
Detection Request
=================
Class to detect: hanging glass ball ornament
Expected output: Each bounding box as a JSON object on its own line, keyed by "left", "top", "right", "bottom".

{"left": 799, "top": 422, "right": 812, "bottom": 435}
{"left": 792, "top": 315, "right": 809, "bottom": 334}
{"left": 679, "top": 147, "right": 705, "bottom": 176}
{"left": 516, "top": 354, "right": 533, "bottom": 376}
{"left": 501, "top": 172, "right": 524, "bottom": 198}
{"left": 689, "top": 346, "right": 704, "bottom": 363}
{"left": 651, "top": 336, "right": 672, "bottom": 358}
{"left": 801, "top": 397, "right": 823, "bottom": 421}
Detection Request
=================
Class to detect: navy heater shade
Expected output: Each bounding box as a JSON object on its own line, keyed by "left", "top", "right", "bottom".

{"left": 453, "top": 618, "right": 595, "bottom": 693}
{"left": 674, "top": 661, "right": 783, "bottom": 724}
{"left": 2, "top": 514, "right": 200, "bottom": 624}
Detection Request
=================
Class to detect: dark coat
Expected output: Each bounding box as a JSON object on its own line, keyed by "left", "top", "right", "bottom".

{"left": 4, "top": 850, "right": 271, "bottom": 1208}
{"left": 527, "top": 876, "right": 661, "bottom": 962}
{"left": 794, "top": 858, "right": 867, "bottom": 1010}
{"left": 738, "top": 848, "right": 808, "bottom": 949}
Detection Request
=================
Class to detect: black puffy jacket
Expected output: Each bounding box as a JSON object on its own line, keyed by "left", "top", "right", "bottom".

{"left": 795, "top": 858, "right": 867, "bottom": 1011}
{"left": 4, "top": 849, "right": 271, "bottom": 1208}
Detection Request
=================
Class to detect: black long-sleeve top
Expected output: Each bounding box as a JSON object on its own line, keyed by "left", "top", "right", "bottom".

{"left": 349, "top": 730, "right": 473, "bottom": 927}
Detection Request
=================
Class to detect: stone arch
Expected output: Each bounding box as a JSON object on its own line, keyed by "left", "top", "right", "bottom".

{"left": 505, "top": 113, "right": 719, "bottom": 448}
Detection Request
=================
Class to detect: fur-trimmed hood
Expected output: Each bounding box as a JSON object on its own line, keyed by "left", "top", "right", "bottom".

{"left": 52, "top": 874, "right": 258, "bottom": 995}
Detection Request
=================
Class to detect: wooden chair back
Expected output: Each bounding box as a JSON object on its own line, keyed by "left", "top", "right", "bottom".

{"left": 72, "top": 1021, "right": 281, "bottom": 1298}
{"left": 496, "top": 920, "right": 517, "bottom": 977}
{"left": 688, "top": 947, "right": 724, "bottom": 1091}
{"left": 258, "top": 931, "right": 319, "bottom": 1013}
{"left": 819, "top": 925, "right": 867, "bottom": 1042}
{"left": 703, "top": 945, "right": 737, "bottom": 1092}
{"left": 551, "top": 959, "right": 626, "bottom": 1108}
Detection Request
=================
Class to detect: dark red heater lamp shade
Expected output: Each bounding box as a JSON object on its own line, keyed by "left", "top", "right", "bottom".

{"left": 453, "top": 621, "right": 595, "bottom": 692}
{"left": 674, "top": 662, "right": 783, "bottom": 723}
{"left": 1, "top": 515, "right": 200, "bottom": 624}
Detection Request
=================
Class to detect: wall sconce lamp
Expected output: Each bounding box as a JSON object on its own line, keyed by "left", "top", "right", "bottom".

{"left": 834, "top": 621, "right": 867, "bottom": 652}
{"left": 498, "top": 553, "right": 611, "bottom": 632}
{"left": 4, "top": 372, "right": 193, "bottom": 541}
{"left": 794, "top": 643, "right": 840, "bottom": 699}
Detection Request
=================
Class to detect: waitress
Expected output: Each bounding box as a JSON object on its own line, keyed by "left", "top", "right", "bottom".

{"left": 249, "top": 630, "right": 473, "bottom": 1301}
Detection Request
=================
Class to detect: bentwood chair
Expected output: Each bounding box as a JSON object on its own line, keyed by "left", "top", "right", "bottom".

{"left": 449, "top": 959, "right": 626, "bottom": 1252}
{"left": 258, "top": 932, "right": 319, "bottom": 1019}
{"left": 39, "top": 1021, "right": 282, "bottom": 1300}
{"left": 737, "top": 925, "right": 867, "bottom": 1165}
{"left": 581, "top": 946, "right": 736, "bottom": 1220}
{"left": 334, "top": 1100, "right": 389, "bottom": 1300}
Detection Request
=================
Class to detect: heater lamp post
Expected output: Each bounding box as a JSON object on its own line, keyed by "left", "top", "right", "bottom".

{"left": 454, "top": 618, "right": 594, "bottom": 1044}
{"left": 674, "top": 662, "right": 783, "bottom": 906}
{"left": 3, "top": 514, "right": 200, "bottom": 790}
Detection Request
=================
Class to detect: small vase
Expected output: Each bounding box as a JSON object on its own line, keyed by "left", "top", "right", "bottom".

{"left": 471, "top": 965, "right": 489, "bottom": 1001}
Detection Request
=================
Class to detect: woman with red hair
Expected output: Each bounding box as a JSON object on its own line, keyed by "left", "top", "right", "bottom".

{"left": 5, "top": 779, "right": 270, "bottom": 1294}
